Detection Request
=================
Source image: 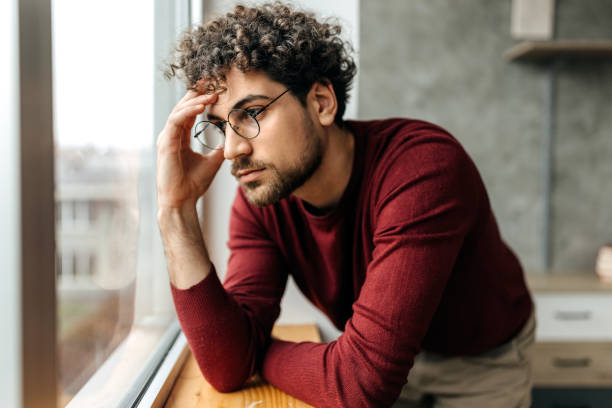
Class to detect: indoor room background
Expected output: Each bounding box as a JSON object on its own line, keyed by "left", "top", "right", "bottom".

{"left": 204, "top": 0, "right": 612, "bottom": 341}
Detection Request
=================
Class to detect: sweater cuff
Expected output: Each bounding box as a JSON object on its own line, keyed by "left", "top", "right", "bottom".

{"left": 169, "top": 264, "right": 227, "bottom": 329}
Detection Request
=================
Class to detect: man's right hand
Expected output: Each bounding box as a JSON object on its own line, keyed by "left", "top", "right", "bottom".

{"left": 156, "top": 90, "right": 223, "bottom": 288}
{"left": 156, "top": 90, "right": 225, "bottom": 211}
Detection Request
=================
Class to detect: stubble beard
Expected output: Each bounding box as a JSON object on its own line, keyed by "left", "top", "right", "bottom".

{"left": 236, "top": 112, "right": 323, "bottom": 208}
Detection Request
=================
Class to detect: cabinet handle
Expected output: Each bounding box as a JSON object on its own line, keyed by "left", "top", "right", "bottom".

{"left": 552, "top": 357, "right": 592, "bottom": 368}
{"left": 553, "top": 310, "right": 592, "bottom": 321}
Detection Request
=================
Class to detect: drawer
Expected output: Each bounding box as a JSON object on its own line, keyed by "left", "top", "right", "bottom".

{"left": 534, "top": 293, "right": 612, "bottom": 341}
{"left": 533, "top": 342, "right": 612, "bottom": 387}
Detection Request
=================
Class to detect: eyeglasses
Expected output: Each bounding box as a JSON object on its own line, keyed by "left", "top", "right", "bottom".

{"left": 193, "top": 89, "right": 290, "bottom": 150}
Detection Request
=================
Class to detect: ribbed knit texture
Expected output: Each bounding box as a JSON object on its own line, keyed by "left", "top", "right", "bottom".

{"left": 170, "top": 118, "right": 533, "bottom": 407}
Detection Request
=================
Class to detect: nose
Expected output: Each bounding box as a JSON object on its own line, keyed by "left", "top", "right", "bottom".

{"left": 223, "top": 124, "right": 252, "bottom": 161}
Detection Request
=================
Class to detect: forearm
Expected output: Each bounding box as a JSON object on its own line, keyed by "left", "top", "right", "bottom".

{"left": 155, "top": 92, "right": 260, "bottom": 389}
{"left": 157, "top": 204, "right": 212, "bottom": 289}
{"left": 169, "top": 264, "right": 256, "bottom": 392}
{"left": 159, "top": 204, "right": 257, "bottom": 390}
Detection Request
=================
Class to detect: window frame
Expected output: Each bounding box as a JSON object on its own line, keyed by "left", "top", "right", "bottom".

{"left": 2, "top": 0, "right": 58, "bottom": 406}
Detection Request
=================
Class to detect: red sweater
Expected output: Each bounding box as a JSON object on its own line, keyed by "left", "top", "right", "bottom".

{"left": 170, "top": 118, "right": 533, "bottom": 407}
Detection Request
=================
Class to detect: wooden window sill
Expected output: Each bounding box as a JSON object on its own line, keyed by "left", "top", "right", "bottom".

{"left": 160, "top": 324, "right": 321, "bottom": 408}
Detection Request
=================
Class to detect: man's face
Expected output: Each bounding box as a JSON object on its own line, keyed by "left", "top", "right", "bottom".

{"left": 206, "top": 68, "right": 324, "bottom": 207}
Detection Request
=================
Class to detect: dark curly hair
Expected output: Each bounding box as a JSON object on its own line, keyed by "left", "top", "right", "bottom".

{"left": 164, "top": 2, "right": 357, "bottom": 125}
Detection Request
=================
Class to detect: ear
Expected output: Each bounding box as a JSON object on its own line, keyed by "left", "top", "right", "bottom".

{"left": 308, "top": 80, "right": 338, "bottom": 127}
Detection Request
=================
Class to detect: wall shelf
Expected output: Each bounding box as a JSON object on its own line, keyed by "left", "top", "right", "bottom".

{"left": 504, "top": 38, "right": 612, "bottom": 271}
{"left": 504, "top": 40, "right": 612, "bottom": 61}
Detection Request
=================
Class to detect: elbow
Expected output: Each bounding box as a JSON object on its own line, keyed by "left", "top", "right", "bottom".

{"left": 204, "top": 368, "right": 250, "bottom": 393}
{"left": 190, "top": 343, "right": 258, "bottom": 393}
{"left": 206, "top": 370, "right": 251, "bottom": 393}
{"left": 209, "top": 381, "right": 241, "bottom": 394}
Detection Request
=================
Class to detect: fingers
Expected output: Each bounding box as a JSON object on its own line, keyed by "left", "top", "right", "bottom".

{"left": 158, "top": 92, "right": 218, "bottom": 151}
{"left": 177, "top": 89, "right": 199, "bottom": 105}
{"left": 170, "top": 103, "right": 206, "bottom": 130}
{"left": 193, "top": 147, "right": 226, "bottom": 181}
{"left": 157, "top": 105, "right": 204, "bottom": 150}
{"left": 174, "top": 92, "right": 217, "bottom": 114}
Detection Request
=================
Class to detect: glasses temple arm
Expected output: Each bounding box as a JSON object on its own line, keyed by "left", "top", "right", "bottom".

{"left": 253, "top": 88, "right": 290, "bottom": 117}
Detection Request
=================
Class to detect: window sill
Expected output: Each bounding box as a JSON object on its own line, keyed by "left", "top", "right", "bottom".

{"left": 140, "top": 324, "right": 321, "bottom": 408}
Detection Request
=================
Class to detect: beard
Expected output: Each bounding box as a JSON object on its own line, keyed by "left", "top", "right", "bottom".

{"left": 231, "top": 112, "right": 323, "bottom": 208}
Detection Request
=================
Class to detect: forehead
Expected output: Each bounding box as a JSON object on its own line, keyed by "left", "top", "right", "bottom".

{"left": 205, "top": 69, "right": 284, "bottom": 115}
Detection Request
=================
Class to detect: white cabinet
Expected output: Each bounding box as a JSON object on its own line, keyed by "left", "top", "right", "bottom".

{"left": 534, "top": 293, "right": 612, "bottom": 341}
{"left": 527, "top": 273, "right": 612, "bottom": 388}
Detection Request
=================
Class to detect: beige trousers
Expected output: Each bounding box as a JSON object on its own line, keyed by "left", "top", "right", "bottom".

{"left": 394, "top": 311, "right": 536, "bottom": 408}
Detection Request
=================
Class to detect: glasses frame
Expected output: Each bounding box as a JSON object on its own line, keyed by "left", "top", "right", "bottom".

{"left": 193, "top": 88, "right": 290, "bottom": 149}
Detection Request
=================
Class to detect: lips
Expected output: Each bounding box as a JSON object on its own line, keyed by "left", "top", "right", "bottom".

{"left": 237, "top": 168, "right": 265, "bottom": 183}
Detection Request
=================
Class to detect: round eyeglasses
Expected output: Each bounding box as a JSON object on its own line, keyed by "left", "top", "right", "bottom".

{"left": 193, "top": 89, "right": 290, "bottom": 150}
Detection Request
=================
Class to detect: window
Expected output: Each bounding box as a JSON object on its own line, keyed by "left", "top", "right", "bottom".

{"left": 51, "top": 0, "right": 192, "bottom": 406}
{"left": 53, "top": 1, "right": 153, "bottom": 402}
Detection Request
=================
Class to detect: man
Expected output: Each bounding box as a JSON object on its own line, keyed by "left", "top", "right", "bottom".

{"left": 157, "top": 3, "right": 534, "bottom": 407}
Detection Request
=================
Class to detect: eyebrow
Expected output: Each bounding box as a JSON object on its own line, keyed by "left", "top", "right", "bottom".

{"left": 206, "top": 93, "right": 272, "bottom": 121}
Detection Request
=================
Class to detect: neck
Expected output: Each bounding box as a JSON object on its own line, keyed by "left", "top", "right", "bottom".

{"left": 293, "top": 122, "right": 355, "bottom": 211}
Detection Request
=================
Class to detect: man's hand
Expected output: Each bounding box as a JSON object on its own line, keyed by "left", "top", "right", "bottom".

{"left": 156, "top": 90, "right": 223, "bottom": 288}
{"left": 156, "top": 91, "right": 224, "bottom": 211}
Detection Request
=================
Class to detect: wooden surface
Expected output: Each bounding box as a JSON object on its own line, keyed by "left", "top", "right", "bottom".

{"left": 526, "top": 272, "right": 612, "bottom": 292}
{"left": 164, "top": 324, "right": 321, "bottom": 407}
{"left": 503, "top": 40, "right": 612, "bottom": 61}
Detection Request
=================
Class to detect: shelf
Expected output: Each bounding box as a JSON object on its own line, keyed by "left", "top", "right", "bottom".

{"left": 526, "top": 271, "right": 612, "bottom": 292}
{"left": 504, "top": 40, "right": 612, "bottom": 61}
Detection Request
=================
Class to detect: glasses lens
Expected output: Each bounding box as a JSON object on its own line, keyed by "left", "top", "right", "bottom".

{"left": 195, "top": 121, "right": 225, "bottom": 150}
{"left": 228, "top": 109, "right": 260, "bottom": 139}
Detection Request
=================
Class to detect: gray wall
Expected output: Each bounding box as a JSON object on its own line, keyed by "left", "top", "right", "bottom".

{"left": 359, "top": 0, "right": 612, "bottom": 273}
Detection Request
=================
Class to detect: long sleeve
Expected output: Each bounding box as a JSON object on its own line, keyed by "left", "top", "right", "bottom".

{"left": 170, "top": 189, "right": 288, "bottom": 392}
{"left": 261, "top": 138, "right": 480, "bottom": 407}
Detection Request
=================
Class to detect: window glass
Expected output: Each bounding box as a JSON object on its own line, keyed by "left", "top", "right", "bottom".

{"left": 52, "top": 1, "right": 174, "bottom": 406}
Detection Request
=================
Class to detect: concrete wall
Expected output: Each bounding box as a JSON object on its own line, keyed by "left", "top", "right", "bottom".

{"left": 359, "top": 0, "right": 612, "bottom": 273}
{"left": 552, "top": 0, "right": 612, "bottom": 271}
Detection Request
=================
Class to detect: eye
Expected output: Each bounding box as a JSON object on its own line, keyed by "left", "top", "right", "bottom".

{"left": 245, "top": 106, "right": 263, "bottom": 117}
{"left": 210, "top": 120, "right": 226, "bottom": 132}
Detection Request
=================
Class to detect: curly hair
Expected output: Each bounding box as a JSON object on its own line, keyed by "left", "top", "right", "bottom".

{"left": 164, "top": 2, "right": 357, "bottom": 125}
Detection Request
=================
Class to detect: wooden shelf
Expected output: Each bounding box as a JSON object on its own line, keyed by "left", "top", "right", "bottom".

{"left": 526, "top": 272, "right": 612, "bottom": 292}
{"left": 504, "top": 40, "right": 612, "bottom": 61}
